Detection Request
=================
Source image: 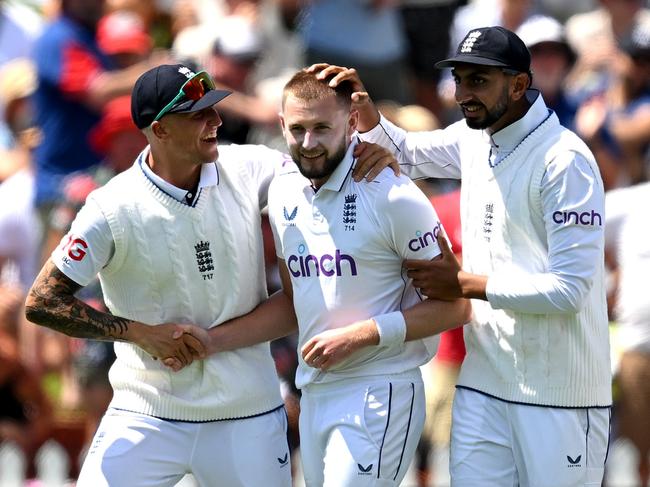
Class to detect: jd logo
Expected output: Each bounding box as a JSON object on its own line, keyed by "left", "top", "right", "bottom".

{"left": 277, "top": 453, "right": 289, "bottom": 466}
{"left": 357, "top": 463, "right": 372, "bottom": 475}
{"left": 567, "top": 455, "right": 582, "bottom": 467}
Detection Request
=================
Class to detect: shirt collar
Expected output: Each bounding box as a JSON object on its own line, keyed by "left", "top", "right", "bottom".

{"left": 318, "top": 138, "right": 358, "bottom": 193}
{"left": 137, "top": 146, "right": 220, "bottom": 204}
{"left": 489, "top": 90, "right": 550, "bottom": 152}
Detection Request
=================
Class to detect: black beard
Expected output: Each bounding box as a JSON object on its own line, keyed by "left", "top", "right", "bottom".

{"left": 463, "top": 86, "right": 510, "bottom": 130}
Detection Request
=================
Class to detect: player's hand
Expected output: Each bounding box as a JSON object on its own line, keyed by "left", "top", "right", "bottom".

{"left": 301, "top": 320, "right": 379, "bottom": 370}
{"left": 306, "top": 64, "right": 369, "bottom": 105}
{"left": 160, "top": 325, "right": 211, "bottom": 372}
{"left": 404, "top": 231, "right": 463, "bottom": 300}
{"left": 135, "top": 323, "right": 207, "bottom": 368}
{"left": 305, "top": 63, "right": 381, "bottom": 132}
{"left": 575, "top": 94, "right": 607, "bottom": 143}
{"left": 352, "top": 141, "right": 400, "bottom": 182}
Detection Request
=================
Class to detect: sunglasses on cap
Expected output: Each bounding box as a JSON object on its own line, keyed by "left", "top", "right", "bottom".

{"left": 153, "top": 70, "right": 216, "bottom": 123}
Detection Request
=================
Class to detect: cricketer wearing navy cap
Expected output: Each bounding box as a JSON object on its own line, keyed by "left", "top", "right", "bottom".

{"left": 25, "top": 60, "right": 295, "bottom": 486}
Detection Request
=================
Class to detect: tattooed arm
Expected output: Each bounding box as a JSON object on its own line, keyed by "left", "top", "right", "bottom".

{"left": 25, "top": 259, "right": 207, "bottom": 364}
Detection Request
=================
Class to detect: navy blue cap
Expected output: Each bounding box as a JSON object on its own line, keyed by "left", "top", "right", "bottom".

{"left": 436, "top": 26, "right": 531, "bottom": 74}
{"left": 131, "top": 64, "right": 231, "bottom": 129}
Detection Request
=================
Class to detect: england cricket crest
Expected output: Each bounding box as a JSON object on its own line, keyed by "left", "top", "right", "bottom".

{"left": 195, "top": 240, "right": 214, "bottom": 280}
{"left": 343, "top": 193, "right": 357, "bottom": 231}
{"left": 483, "top": 203, "right": 494, "bottom": 242}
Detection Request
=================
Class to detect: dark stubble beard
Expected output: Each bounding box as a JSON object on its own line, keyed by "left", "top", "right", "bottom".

{"left": 291, "top": 137, "right": 348, "bottom": 181}
{"left": 464, "top": 85, "right": 510, "bottom": 130}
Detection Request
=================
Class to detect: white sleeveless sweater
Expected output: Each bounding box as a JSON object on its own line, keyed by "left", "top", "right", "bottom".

{"left": 458, "top": 113, "right": 611, "bottom": 407}
{"left": 88, "top": 160, "right": 283, "bottom": 421}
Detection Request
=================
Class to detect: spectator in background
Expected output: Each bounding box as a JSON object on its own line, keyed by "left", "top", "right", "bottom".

{"left": 575, "top": 21, "right": 650, "bottom": 189}
{"left": 299, "top": 0, "right": 413, "bottom": 104}
{"left": 565, "top": 0, "right": 650, "bottom": 100}
{"left": 105, "top": 0, "right": 172, "bottom": 48}
{"left": 32, "top": 0, "right": 165, "bottom": 260}
{"left": 96, "top": 10, "right": 153, "bottom": 69}
{"left": 0, "top": 0, "right": 43, "bottom": 71}
{"left": 0, "top": 60, "right": 52, "bottom": 461}
{"left": 47, "top": 96, "right": 145, "bottom": 452}
{"left": 207, "top": 14, "right": 269, "bottom": 144}
{"left": 399, "top": 0, "right": 464, "bottom": 120}
{"left": 171, "top": 0, "right": 261, "bottom": 67}
{"left": 175, "top": 11, "right": 282, "bottom": 146}
{"left": 0, "top": 290, "right": 53, "bottom": 478}
{"left": 0, "top": 58, "right": 41, "bottom": 292}
{"left": 605, "top": 181, "right": 650, "bottom": 487}
{"left": 517, "top": 15, "right": 578, "bottom": 129}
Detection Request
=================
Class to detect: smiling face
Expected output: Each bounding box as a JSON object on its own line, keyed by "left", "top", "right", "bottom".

{"left": 280, "top": 73, "right": 357, "bottom": 189}
{"left": 452, "top": 64, "right": 529, "bottom": 133}
{"left": 159, "top": 105, "right": 222, "bottom": 165}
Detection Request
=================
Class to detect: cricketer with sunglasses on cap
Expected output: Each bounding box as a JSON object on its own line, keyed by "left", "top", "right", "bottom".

{"left": 311, "top": 26, "right": 612, "bottom": 487}
{"left": 24, "top": 63, "right": 398, "bottom": 486}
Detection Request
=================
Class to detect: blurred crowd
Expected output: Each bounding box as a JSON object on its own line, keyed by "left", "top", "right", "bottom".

{"left": 0, "top": 0, "right": 649, "bottom": 485}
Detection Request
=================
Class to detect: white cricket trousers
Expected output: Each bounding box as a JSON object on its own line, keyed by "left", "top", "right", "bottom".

{"left": 76, "top": 406, "right": 292, "bottom": 487}
{"left": 450, "top": 387, "right": 611, "bottom": 487}
{"left": 299, "top": 369, "right": 425, "bottom": 487}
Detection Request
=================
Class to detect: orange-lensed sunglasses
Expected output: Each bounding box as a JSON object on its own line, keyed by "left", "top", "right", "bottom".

{"left": 152, "top": 71, "right": 216, "bottom": 123}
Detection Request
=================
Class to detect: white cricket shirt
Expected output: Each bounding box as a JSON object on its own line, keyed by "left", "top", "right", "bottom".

{"left": 269, "top": 140, "right": 444, "bottom": 389}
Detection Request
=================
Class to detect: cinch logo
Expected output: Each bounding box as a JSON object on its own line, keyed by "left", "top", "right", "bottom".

{"left": 552, "top": 210, "right": 602, "bottom": 226}
{"left": 408, "top": 223, "right": 442, "bottom": 252}
{"left": 287, "top": 244, "right": 357, "bottom": 278}
{"left": 567, "top": 455, "right": 582, "bottom": 468}
{"left": 61, "top": 235, "right": 88, "bottom": 261}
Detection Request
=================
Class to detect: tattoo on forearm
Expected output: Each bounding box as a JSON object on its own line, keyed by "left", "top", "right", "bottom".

{"left": 25, "top": 262, "right": 130, "bottom": 340}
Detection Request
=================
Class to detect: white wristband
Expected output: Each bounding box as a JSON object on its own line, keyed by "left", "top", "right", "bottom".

{"left": 373, "top": 311, "right": 406, "bottom": 347}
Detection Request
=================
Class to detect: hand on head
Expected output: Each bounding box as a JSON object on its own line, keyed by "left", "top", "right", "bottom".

{"left": 305, "top": 63, "right": 371, "bottom": 110}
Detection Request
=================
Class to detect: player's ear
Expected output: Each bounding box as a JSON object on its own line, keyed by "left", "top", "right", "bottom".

{"left": 150, "top": 120, "right": 168, "bottom": 139}
{"left": 511, "top": 72, "right": 529, "bottom": 101}
{"left": 348, "top": 109, "right": 359, "bottom": 136}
